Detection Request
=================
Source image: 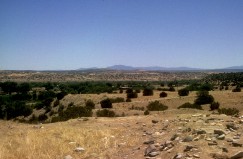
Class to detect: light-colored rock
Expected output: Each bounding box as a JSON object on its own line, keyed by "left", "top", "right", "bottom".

{"left": 144, "top": 144, "right": 156, "bottom": 156}
{"left": 193, "top": 154, "right": 200, "bottom": 158}
{"left": 148, "top": 151, "right": 159, "bottom": 157}
{"left": 217, "top": 134, "right": 225, "bottom": 140}
{"left": 74, "top": 147, "right": 85, "bottom": 152}
{"left": 64, "top": 155, "right": 73, "bottom": 159}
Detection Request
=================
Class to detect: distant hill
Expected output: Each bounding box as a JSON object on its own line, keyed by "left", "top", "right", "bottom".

{"left": 77, "top": 65, "right": 243, "bottom": 72}
{"left": 223, "top": 66, "right": 243, "bottom": 70}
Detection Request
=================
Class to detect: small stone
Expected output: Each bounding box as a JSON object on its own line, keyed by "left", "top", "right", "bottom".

{"left": 208, "top": 141, "right": 218, "bottom": 146}
{"left": 226, "top": 123, "right": 237, "bottom": 130}
{"left": 226, "top": 138, "right": 233, "bottom": 142}
{"left": 144, "top": 144, "right": 156, "bottom": 156}
{"left": 152, "top": 120, "right": 159, "bottom": 124}
{"left": 214, "top": 129, "right": 226, "bottom": 135}
{"left": 64, "top": 155, "right": 73, "bottom": 159}
{"left": 193, "top": 136, "right": 200, "bottom": 141}
{"left": 144, "top": 140, "right": 155, "bottom": 144}
{"left": 173, "top": 153, "right": 184, "bottom": 159}
{"left": 222, "top": 147, "right": 229, "bottom": 153}
{"left": 206, "top": 138, "right": 212, "bottom": 141}
{"left": 210, "top": 153, "right": 229, "bottom": 159}
{"left": 184, "top": 145, "right": 194, "bottom": 152}
{"left": 154, "top": 143, "right": 160, "bottom": 147}
{"left": 217, "top": 134, "right": 225, "bottom": 140}
{"left": 233, "top": 136, "right": 240, "bottom": 140}
{"left": 183, "top": 136, "right": 193, "bottom": 142}
{"left": 230, "top": 151, "right": 243, "bottom": 159}
{"left": 74, "top": 147, "right": 85, "bottom": 152}
{"left": 171, "top": 134, "right": 179, "bottom": 141}
{"left": 196, "top": 129, "right": 207, "bottom": 134}
{"left": 232, "top": 141, "right": 242, "bottom": 147}
{"left": 148, "top": 151, "right": 159, "bottom": 157}
{"left": 193, "top": 154, "right": 200, "bottom": 158}
{"left": 69, "top": 142, "right": 76, "bottom": 145}
{"left": 154, "top": 132, "right": 161, "bottom": 136}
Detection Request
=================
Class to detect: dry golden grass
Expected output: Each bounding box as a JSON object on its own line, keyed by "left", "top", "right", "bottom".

{"left": 0, "top": 117, "right": 147, "bottom": 159}
{"left": 1, "top": 90, "right": 243, "bottom": 159}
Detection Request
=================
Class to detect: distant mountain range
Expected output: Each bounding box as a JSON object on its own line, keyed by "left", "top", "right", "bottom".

{"left": 78, "top": 65, "right": 243, "bottom": 72}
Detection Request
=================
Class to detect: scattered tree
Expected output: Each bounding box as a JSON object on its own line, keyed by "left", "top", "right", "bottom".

{"left": 178, "top": 88, "right": 189, "bottom": 96}
{"left": 100, "top": 98, "right": 112, "bottom": 108}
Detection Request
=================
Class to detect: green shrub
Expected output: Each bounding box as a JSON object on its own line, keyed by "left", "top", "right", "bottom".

{"left": 58, "top": 104, "right": 64, "bottom": 113}
{"left": 147, "top": 101, "right": 168, "bottom": 111}
{"left": 56, "top": 91, "right": 67, "bottom": 100}
{"left": 178, "top": 88, "right": 189, "bottom": 96}
{"left": 96, "top": 109, "right": 116, "bottom": 117}
{"left": 38, "top": 114, "right": 48, "bottom": 121}
{"left": 168, "top": 87, "right": 175, "bottom": 92}
{"left": 194, "top": 91, "right": 214, "bottom": 105}
{"left": 160, "top": 92, "right": 167, "bottom": 98}
{"left": 218, "top": 108, "right": 239, "bottom": 116}
{"left": 210, "top": 102, "right": 220, "bottom": 110}
{"left": 43, "top": 98, "right": 54, "bottom": 107}
{"left": 232, "top": 86, "right": 241, "bottom": 92}
{"left": 178, "top": 102, "right": 202, "bottom": 110}
{"left": 127, "top": 92, "right": 138, "bottom": 98}
{"left": 85, "top": 99, "right": 95, "bottom": 109}
{"left": 126, "top": 98, "right": 132, "bottom": 102}
{"left": 59, "top": 106, "right": 92, "bottom": 120}
{"left": 100, "top": 98, "right": 112, "bottom": 108}
{"left": 53, "top": 99, "right": 60, "bottom": 107}
{"left": 143, "top": 87, "right": 154, "bottom": 96}
{"left": 34, "top": 102, "right": 45, "bottom": 110}
{"left": 126, "top": 88, "right": 133, "bottom": 94}
{"left": 144, "top": 110, "right": 150, "bottom": 115}
{"left": 129, "top": 106, "right": 144, "bottom": 111}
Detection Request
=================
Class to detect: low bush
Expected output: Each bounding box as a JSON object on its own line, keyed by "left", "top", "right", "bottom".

{"left": 232, "top": 86, "right": 241, "bottom": 92}
{"left": 147, "top": 101, "right": 168, "bottom": 111}
{"left": 177, "top": 102, "right": 202, "bottom": 110}
{"left": 126, "top": 98, "right": 132, "bottom": 102}
{"left": 194, "top": 91, "right": 214, "bottom": 105}
{"left": 143, "top": 87, "right": 154, "bottom": 96}
{"left": 38, "top": 113, "right": 48, "bottom": 121}
{"left": 218, "top": 108, "right": 239, "bottom": 116}
{"left": 100, "top": 98, "right": 112, "bottom": 108}
{"left": 160, "top": 92, "right": 167, "bottom": 98}
{"left": 168, "top": 87, "right": 175, "bottom": 92}
{"left": 34, "top": 102, "right": 45, "bottom": 110}
{"left": 56, "top": 91, "right": 67, "bottom": 100}
{"left": 144, "top": 110, "right": 150, "bottom": 115}
{"left": 129, "top": 105, "right": 144, "bottom": 111}
{"left": 85, "top": 99, "right": 95, "bottom": 109}
{"left": 178, "top": 88, "right": 189, "bottom": 96}
{"left": 96, "top": 109, "right": 116, "bottom": 117}
{"left": 210, "top": 102, "right": 220, "bottom": 110}
{"left": 127, "top": 92, "right": 138, "bottom": 98}
{"left": 53, "top": 99, "right": 60, "bottom": 107}
{"left": 109, "top": 97, "right": 125, "bottom": 103}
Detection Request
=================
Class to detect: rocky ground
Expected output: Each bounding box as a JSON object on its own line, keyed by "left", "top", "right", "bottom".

{"left": 1, "top": 109, "right": 243, "bottom": 159}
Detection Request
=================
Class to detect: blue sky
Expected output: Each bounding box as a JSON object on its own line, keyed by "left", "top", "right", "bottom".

{"left": 0, "top": 0, "right": 243, "bottom": 70}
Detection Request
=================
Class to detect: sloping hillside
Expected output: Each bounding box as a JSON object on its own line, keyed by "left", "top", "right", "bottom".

{"left": 0, "top": 109, "right": 243, "bottom": 159}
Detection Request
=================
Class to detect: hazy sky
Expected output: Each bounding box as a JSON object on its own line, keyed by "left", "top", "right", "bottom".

{"left": 1, "top": 0, "right": 243, "bottom": 70}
